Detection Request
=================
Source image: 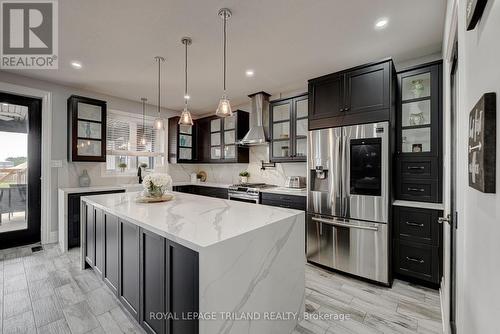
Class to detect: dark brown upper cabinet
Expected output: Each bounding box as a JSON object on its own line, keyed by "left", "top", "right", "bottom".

{"left": 270, "top": 94, "right": 308, "bottom": 162}
{"left": 168, "top": 117, "right": 197, "bottom": 164}
{"left": 308, "top": 59, "right": 395, "bottom": 129}
{"left": 201, "top": 110, "right": 249, "bottom": 163}
{"left": 395, "top": 61, "right": 443, "bottom": 203}
{"left": 168, "top": 110, "right": 249, "bottom": 164}
{"left": 68, "top": 95, "right": 107, "bottom": 162}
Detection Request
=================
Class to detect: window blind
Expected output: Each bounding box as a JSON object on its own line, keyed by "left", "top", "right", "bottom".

{"left": 106, "top": 111, "right": 162, "bottom": 156}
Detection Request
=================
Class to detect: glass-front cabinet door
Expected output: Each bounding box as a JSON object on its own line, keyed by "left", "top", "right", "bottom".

{"left": 210, "top": 118, "right": 222, "bottom": 160}
{"left": 294, "top": 96, "right": 308, "bottom": 159}
{"left": 270, "top": 94, "right": 308, "bottom": 162}
{"left": 68, "top": 95, "right": 107, "bottom": 162}
{"left": 178, "top": 124, "right": 193, "bottom": 161}
{"left": 398, "top": 66, "right": 439, "bottom": 156}
{"left": 223, "top": 114, "right": 236, "bottom": 160}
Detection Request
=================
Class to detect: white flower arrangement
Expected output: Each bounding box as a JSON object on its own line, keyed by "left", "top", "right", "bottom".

{"left": 142, "top": 173, "right": 172, "bottom": 198}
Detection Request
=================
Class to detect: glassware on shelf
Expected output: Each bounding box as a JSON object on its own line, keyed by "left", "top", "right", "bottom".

{"left": 402, "top": 127, "right": 431, "bottom": 153}
{"left": 402, "top": 72, "right": 431, "bottom": 101}
{"left": 402, "top": 100, "right": 431, "bottom": 127}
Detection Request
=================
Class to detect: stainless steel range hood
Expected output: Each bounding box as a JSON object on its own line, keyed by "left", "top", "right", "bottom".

{"left": 238, "top": 92, "right": 271, "bottom": 146}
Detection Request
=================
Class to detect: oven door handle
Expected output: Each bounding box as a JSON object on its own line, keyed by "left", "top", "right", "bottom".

{"left": 312, "top": 217, "right": 379, "bottom": 231}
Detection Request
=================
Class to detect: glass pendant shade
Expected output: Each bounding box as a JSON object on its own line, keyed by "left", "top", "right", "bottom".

{"left": 179, "top": 107, "right": 194, "bottom": 126}
{"left": 216, "top": 95, "right": 232, "bottom": 117}
{"left": 154, "top": 117, "right": 164, "bottom": 130}
{"left": 140, "top": 137, "right": 147, "bottom": 145}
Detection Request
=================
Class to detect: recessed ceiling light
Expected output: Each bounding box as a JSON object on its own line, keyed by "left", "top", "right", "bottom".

{"left": 375, "top": 18, "right": 389, "bottom": 29}
{"left": 71, "top": 61, "right": 82, "bottom": 69}
{"left": 245, "top": 69, "right": 255, "bottom": 77}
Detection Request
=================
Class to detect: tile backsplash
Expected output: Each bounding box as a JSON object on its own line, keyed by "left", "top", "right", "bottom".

{"left": 168, "top": 146, "right": 307, "bottom": 186}
{"left": 58, "top": 146, "right": 307, "bottom": 188}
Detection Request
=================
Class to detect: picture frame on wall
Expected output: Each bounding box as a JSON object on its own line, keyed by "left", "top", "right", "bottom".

{"left": 466, "top": 0, "right": 489, "bottom": 31}
{"left": 468, "top": 93, "right": 496, "bottom": 193}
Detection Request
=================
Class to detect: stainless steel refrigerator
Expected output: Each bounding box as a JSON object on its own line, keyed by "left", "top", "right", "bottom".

{"left": 307, "top": 122, "right": 390, "bottom": 284}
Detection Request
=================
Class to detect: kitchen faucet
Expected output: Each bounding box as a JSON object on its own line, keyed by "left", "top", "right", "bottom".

{"left": 137, "top": 166, "right": 143, "bottom": 184}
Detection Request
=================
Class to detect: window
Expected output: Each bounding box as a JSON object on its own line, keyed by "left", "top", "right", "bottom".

{"left": 105, "top": 110, "right": 164, "bottom": 174}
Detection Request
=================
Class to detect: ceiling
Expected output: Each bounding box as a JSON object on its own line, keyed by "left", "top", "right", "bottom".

{"left": 7, "top": 0, "right": 446, "bottom": 114}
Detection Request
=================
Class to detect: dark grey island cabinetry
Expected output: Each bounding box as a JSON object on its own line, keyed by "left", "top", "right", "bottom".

{"left": 80, "top": 191, "right": 305, "bottom": 334}
{"left": 81, "top": 201, "right": 199, "bottom": 334}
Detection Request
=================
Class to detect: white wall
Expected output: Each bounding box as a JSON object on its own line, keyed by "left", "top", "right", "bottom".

{"left": 0, "top": 71, "right": 179, "bottom": 235}
{"left": 442, "top": 1, "right": 500, "bottom": 333}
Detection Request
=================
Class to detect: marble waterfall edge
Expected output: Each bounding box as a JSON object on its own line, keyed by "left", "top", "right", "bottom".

{"left": 199, "top": 213, "right": 305, "bottom": 334}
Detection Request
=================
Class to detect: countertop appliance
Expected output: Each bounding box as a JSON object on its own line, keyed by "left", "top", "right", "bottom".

{"left": 228, "top": 183, "right": 276, "bottom": 203}
{"left": 285, "top": 176, "right": 306, "bottom": 189}
{"left": 307, "top": 122, "right": 390, "bottom": 284}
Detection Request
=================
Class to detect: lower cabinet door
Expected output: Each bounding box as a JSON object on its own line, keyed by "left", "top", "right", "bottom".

{"left": 394, "top": 239, "right": 440, "bottom": 284}
{"left": 68, "top": 194, "right": 82, "bottom": 248}
{"left": 140, "top": 229, "right": 166, "bottom": 334}
{"left": 85, "top": 204, "right": 95, "bottom": 266}
{"left": 167, "top": 241, "right": 199, "bottom": 334}
{"left": 119, "top": 220, "right": 140, "bottom": 319}
{"left": 94, "top": 208, "right": 104, "bottom": 276}
{"left": 104, "top": 213, "right": 119, "bottom": 294}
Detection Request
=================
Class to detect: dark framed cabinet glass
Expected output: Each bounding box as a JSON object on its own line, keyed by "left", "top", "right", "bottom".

{"left": 68, "top": 95, "right": 107, "bottom": 162}
{"left": 396, "top": 61, "right": 443, "bottom": 203}
{"left": 270, "top": 94, "right": 308, "bottom": 162}
{"left": 168, "top": 117, "right": 197, "bottom": 163}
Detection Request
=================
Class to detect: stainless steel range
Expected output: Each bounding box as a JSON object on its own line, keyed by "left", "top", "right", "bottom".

{"left": 228, "top": 183, "right": 276, "bottom": 204}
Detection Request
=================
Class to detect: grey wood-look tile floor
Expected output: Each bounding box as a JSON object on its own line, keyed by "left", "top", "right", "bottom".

{"left": 0, "top": 244, "right": 442, "bottom": 334}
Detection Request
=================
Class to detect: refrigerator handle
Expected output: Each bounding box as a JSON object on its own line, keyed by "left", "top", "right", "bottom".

{"left": 312, "top": 217, "right": 379, "bottom": 231}
{"left": 341, "top": 128, "right": 349, "bottom": 217}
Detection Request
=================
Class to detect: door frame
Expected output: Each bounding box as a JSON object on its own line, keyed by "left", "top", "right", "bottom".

{"left": 0, "top": 81, "right": 53, "bottom": 244}
{"left": 442, "top": 0, "right": 459, "bottom": 333}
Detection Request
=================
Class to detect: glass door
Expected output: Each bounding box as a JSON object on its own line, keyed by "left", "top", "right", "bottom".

{"left": 0, "top": 93, "right": 41, "bottom": 249}
{"left": 178, "top": 124, "right": 193, "bottom": 161}
{"left": 210, "top": 118, "right": 222, "bottom": 160}
{"left": 223, "top": 114, "right": 236, "bottom": 160}
{"left": 293, "top": 96, "right": 308, "bottom": 159}
{"left": 270, "top": 100, "right": 292, "bottom": 160}
{"left": 399, "top": 66, "right": 439, "bottom": 156}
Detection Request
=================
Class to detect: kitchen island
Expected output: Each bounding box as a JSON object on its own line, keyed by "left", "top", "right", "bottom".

{"left": 80, "top": 191, "right": 305, "bottom": 334}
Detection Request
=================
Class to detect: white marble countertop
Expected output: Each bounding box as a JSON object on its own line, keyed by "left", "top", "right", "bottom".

{"left": 393, "top": 200, "right": 445, "bottom": 211}
{"left": 82, "top": 191, "right": 303, "bottom": 251}
{"left": 59, "top": 184, "right": 143, "bottom": 194}
{"left": 172, "top": 181, "right": 307, "bottom": 196}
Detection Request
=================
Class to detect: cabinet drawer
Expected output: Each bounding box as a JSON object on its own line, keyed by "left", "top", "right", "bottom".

{"left": 398, "top": 179, "right": 439, "bottom": 202}
{"left": 261, "top": 192, "right": 306, "bottom": 207}
{"left": 394, "top": 240, "right": 439, "bottom": 283}
{"left": 398, "top": 158, "right": 438, "bottom": 179}
{"left": 195, "top": 186, "right": 228, "bottom": 199}
{"left": 261, "top": 199, "right": 306, "bottom": 211}
{"left": 394, "top": 207, "right": 441, "bottom": 245}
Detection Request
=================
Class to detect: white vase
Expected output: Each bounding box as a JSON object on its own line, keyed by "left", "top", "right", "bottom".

{"left": 240, "top": 176, "right": 248, "bottom": 184}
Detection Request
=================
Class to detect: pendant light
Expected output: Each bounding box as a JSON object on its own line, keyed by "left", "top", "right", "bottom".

{"left": 140, "top": 97, "right": 147, "bottom": 146}
{"left": 215, "top": 8, "right": 233, "bottom": 118}
{"left": 153, "top": 56, "right": 165, "bottom": 130}
{"left": 178, "top": 37, "right": 194, "bottom": 126}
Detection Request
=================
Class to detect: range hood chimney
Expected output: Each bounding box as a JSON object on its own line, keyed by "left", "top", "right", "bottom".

{"left": 238, "top": 91, "right": 271, "bottom": 146}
